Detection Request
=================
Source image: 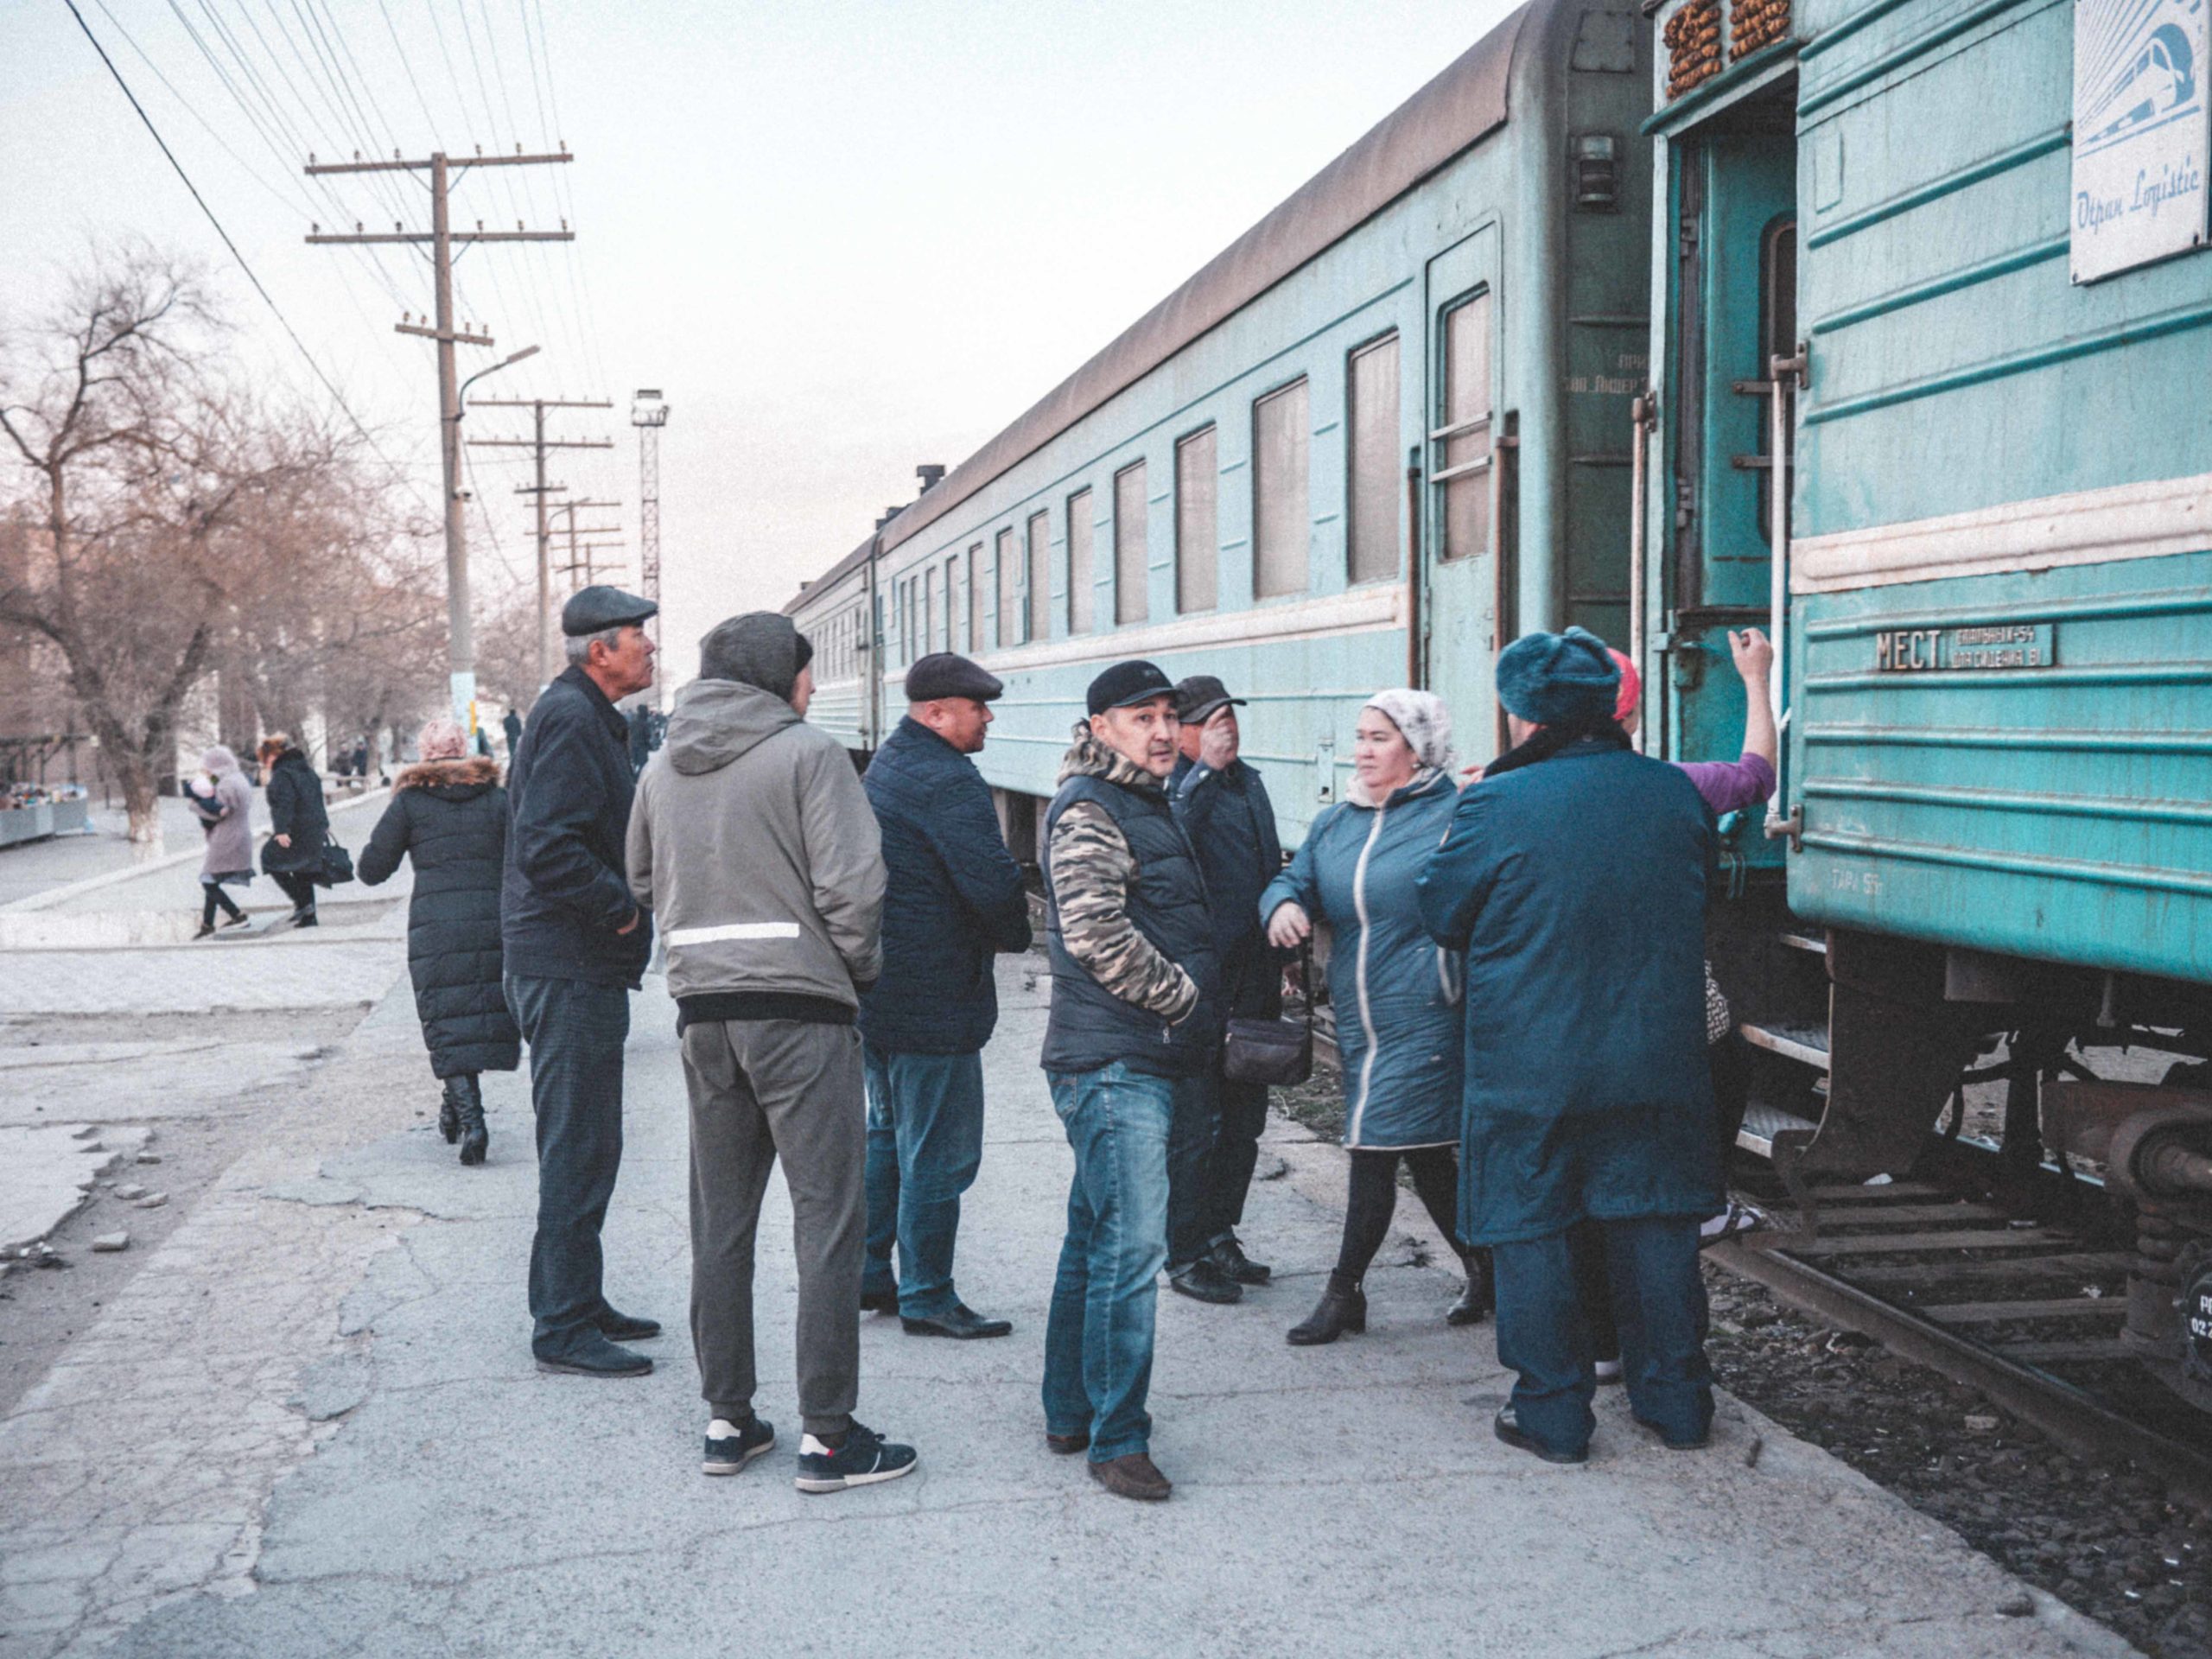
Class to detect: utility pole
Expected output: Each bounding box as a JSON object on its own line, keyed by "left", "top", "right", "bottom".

{"left": 551, "top": 498, "right": 626, "bottom": 590}
{"left": 631, "top": 390, "right": 669, "bottom": 709}
{"left": 469, "top": 399, "right": 613, "bottom": 690}
{"left": 305, "top": 145, "right": 575, "bottom": 723}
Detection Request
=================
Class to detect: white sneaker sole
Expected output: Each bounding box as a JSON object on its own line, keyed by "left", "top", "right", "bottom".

{"left": 702, "top": 1434, "right": 776, "bottom": 1476}
{"left": 794, "top": 1457, "right": 917, "bottom": 1495}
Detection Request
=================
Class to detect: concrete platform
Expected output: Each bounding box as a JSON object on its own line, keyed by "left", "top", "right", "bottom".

{"left": 0, "top": 957, "right": 2133, "bottom": 1658}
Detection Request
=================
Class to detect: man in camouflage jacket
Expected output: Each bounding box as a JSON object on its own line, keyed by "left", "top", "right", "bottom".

{"left": 1037, "top": 660, "right": 1220, "bottom": 1504}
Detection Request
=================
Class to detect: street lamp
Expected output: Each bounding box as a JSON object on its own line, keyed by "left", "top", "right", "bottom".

{"left": 438, "top": 344, "right": 538, "bottom": 726}
{"left": 460, "top": 344, "right": 541, "bottom": 410}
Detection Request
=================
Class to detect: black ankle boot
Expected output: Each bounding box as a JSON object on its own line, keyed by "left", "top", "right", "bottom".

{"left": 454, "top": 1074, "right": 488, "bottom": 1166}
{"left": 1287, "top": 1272, "right": 1366, "bottom": 1346}
{"left": 1448, "top": 1248, "right": 1493, "bottom": 1326}
{"left": 437, "top": 1078, "right": 463, "bottom": 1145}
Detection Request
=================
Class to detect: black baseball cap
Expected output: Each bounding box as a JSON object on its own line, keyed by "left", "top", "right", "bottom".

{"left": 906, "top": 652, "right": 1004, "bottom": 703}
{"left": 1086, "top": 659, "right": 1177, "bottom": 716}
{"left": 1173, "top": 674, "right": 1246, "bottom": 725}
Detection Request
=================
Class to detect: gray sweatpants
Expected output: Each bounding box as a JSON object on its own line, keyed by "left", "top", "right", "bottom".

{"left": 679, "top": 1017, "right": 866, "bottom": 1438}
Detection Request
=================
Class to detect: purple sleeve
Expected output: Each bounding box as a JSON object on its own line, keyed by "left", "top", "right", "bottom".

{"left": 1674, "top": 753, "right": 1777, "bottom": 816}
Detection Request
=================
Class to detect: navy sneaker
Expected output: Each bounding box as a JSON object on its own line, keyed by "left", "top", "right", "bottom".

{"left": 794, "top": 1421, "right": 918, "bottom": 1494}
{"left": 702, "top": 1414, "right": 776, "bottom": 1476}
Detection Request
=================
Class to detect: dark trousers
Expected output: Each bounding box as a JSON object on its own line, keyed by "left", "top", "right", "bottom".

{"left": 1494, "top": 1217, "right": 1713, "bottom": 1457}
{"left": 272, "top": 871, "right": 318, "bottom": 916}
{"left": 200, "top": 881, "right": 245, "bottom": 927}
{"left": 863, "top": 1046, "right": 987, "bottom": 1319}
{"left": 1166, "top": 945, "right": 1277, "bottom": 1269}
{"left": 1338, "top": 1145, "right": 1461, "bottom": 1279}
{"left": 683, "top": 1018, "right": 866, "bottom": 1437}
{"left": 506, "top": 973, "right": 631, "bottom": 1359}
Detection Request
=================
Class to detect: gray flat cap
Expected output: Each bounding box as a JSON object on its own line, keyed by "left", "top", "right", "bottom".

{"left": 561, "top": 584, "right": 658, "bottom": 637}
{"left": 906, "top": 652, "right": 1004, "bottom": 703}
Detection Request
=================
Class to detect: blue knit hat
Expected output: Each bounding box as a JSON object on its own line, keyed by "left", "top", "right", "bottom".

{"left": 1494, "top": 626, "right": 1621, "bottom": 726}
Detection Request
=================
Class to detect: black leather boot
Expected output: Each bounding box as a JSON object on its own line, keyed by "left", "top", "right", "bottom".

{"left": 1286, "top": 1272, "right": 1366, "bottom": 1346}
{"left": 437, "top": 1078, "right": 463, "bottom": 1145}
{"left": 454, "top": 1073, "right": 488, "bottom": 1166}
{"left": 1448, "top": 1247, "right": 1494, "bottom": 1326}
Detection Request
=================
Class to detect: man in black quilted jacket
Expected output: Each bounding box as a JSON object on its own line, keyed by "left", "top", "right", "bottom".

{"left": 858, "top": 652, "right": 1033, "bottom": 1339}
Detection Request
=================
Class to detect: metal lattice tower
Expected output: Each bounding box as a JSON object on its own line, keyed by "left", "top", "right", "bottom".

{"left": 632, "top": 390, "right": 669, "bottom": 705}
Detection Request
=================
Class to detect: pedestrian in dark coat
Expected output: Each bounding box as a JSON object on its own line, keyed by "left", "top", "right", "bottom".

{"left": 359, "top": 716, "right": 521, "bottom": 1166}
{"left": 1418, "top": 626, "right": 1720, "bottom": 1465}
{"left": 1163, "top": 674, "right": 1284, "bottom": 1303}
{"left": 503, "top": 584, "right": 663, "bottom": 1379}
{"left": 859, "top": 653, "right": 1033, "bottom": 1338}
{"left": 502, "top": 707, "right": 524, "bottom": 761}
{"left": 258, "top": 735, "right": 331, "bottom": 926}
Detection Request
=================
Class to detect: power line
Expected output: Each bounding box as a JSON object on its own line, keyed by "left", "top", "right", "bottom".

{"left": 62, "top": 0, "right": 426, "bottom": 511}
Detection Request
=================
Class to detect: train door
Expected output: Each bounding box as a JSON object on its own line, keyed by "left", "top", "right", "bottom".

{"left": 1421, "top": 226, "right": 1513, "bottom": 757}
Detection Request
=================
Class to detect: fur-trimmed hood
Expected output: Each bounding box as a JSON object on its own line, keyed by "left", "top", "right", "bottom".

{"left": 395, "top": 755, "right": 500, "bottom": 794}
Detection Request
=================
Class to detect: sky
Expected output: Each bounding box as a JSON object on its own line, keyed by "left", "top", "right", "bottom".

{"left": 3, "top": 0, "right": 1518, "bottom": 687}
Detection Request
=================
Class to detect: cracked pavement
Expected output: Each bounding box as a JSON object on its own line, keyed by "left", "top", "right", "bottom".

{"left": 0, "top": 950, "right": 2140, "bottom": 1657}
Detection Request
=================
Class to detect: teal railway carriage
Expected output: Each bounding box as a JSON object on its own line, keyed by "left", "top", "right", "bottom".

{"left": 1640, "top": 0, "right": 2212, "bottom": 1408}
{"left": 789, "top": 0, "right": 1657, "bottom": 852}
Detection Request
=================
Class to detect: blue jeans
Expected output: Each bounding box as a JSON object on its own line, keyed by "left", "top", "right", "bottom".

{"left": 506, "top": 974, "right": 632, "bottom": 1358}
{"left": 862, "top": 1046, "right": 986, "bottom": 1319}
{"left": 1041, "top": 1063, "right": 1180, "bottom": 1464}
{"left": 1492, "top": 1217, "right": 1713, "bottom": 1457}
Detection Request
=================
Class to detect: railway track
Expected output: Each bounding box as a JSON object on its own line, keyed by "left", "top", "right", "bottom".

{"left": 1710, "top": 1163, "right": 2212, "bottom": 1515}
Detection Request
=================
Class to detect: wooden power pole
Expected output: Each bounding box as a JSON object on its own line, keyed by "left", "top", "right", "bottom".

{"left": 468, "top": 401, "right": 613, "bottom": 690}
{"left": 305, "top": 146, "right": 576, "bottom": 722}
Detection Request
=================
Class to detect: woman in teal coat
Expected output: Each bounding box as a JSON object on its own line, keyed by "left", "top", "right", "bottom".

{"left": 1261, "top": 690, "right": 1491, "bottom": 1345}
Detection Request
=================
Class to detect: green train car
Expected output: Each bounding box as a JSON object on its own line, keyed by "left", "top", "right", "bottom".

{"left": 1640, "top": 0, "right": 2212, "bottom": 1408}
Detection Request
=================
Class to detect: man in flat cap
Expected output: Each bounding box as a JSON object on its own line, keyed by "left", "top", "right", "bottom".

{"left": 504, "top": 584, "right": 662, "bottom": 1379}
{"left": 1164, "top": 674, "right": 1283, "bottom": 1305}
{"left": 628, "top": 612, "right": 917, "bottom": 1493}
{"left": 1038, "top": 660, "right": 1220, "bottom": 1503}
{"left": 1417, "top": 626, "right": 1720, "bottom": 1465}
{"left": 857, "top": 652, "right": 1032, "bottom": 1340}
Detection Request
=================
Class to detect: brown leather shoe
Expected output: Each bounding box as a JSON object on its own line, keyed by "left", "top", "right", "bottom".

{"left": 1086, "top": 1452, "right": 1172, "bottom": 1501}
{"left": 1045, "top": 1430, "right": 1090, "bottom": 1456}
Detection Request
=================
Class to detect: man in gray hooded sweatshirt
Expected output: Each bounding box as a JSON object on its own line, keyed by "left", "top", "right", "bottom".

{"left": 627, "top": 611, "right": 918, "bottom": 1494}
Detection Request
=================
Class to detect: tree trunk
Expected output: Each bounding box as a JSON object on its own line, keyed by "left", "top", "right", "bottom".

{"left": 112, "top": 752, "right": 165, "bottom": 861}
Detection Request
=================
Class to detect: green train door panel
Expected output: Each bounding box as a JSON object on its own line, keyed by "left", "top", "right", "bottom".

{"left": 1667, "top": 100, "right": 1795, "bottom": 856}
{"left": 1423, "top": 226, "right": 1509, "bottom": 759}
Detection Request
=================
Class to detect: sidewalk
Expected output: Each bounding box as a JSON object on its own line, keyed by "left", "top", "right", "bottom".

{"left": 0, "top": 955, "right": 2133, "bottom": 1659}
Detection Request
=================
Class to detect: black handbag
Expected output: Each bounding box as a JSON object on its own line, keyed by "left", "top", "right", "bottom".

{"left": 317, "top": 833, "right": 356, "bottom": 887}
{"left": 1222, "top": 941, "right": 1313, "bottom": 1087}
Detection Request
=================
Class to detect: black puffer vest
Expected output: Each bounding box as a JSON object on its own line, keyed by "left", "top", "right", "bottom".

{"left": 1040, "top": 772, "right": 1221, "bottom": 1079}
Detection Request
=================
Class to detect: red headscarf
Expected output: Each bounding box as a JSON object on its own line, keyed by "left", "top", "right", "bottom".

{"left": 1607, "top": 648, "right": 1642, "bottom": 722}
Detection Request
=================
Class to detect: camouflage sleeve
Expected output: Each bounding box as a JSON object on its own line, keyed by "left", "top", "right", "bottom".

{"left": 1050, "top": 800, "right": 1200, "bottom": 1023}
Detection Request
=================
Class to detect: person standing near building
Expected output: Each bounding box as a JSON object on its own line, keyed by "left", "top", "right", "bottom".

{"left": 504, "top": 585, "right": 662, "bottom": 1380}
{"left": 1163, "top": 675, "right": 1281, "bottom": 1303}
{"left": 859, "top": 652, "right": 1032, "bottom": 1339}
{"left": 1418, "top": 627, "right": 1720, "bottom": 1465}
{"left": 1039, "top": 661, "right": 1220, "bottom": 1503}
{"left": 502, "top": 706, "right": 524, "bottom": 762}
{"left": 628, "top": 611, "right": 917, "bottom": 1494}
{"left": 258, "top": 734, "right": 329, "bottom": 928}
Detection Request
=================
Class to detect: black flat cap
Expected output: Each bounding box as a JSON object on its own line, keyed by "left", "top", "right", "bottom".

{"left": 1173, "top": 674, "right": 1246, "bottom": 725}
{"left": 906, "top": 652, "right": 1003, "bottom": 703}
{"left": 1086, "top": 659, "right": 1176, "bottom": 716}
{"left": 561, "top": 584, "right": 658, "bottom": 637}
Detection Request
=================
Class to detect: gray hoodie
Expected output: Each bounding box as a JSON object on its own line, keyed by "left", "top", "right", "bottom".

{"left": 626, "top": 677, "right": 885, "bottom": 1009}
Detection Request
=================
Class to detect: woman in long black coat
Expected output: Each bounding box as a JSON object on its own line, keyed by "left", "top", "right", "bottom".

{"left": 358, "top": 717, "right": 521, "bottom": 1165}
{"left": 258, "top": 734, "right": 331, "bottom": 926}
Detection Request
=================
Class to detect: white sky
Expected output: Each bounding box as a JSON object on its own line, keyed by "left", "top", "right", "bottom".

{"left": 3, "top": 0, "right": 1516, "bottom": 686}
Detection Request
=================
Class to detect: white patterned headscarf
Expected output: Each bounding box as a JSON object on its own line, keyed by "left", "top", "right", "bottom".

{"left": 1362, "top": 690, "right": 1455, "bottom": 772}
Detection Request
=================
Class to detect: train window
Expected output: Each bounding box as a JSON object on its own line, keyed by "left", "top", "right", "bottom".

{"left": 924, "top": 565, "right": 938, "bottom": 658}
{"left": 995, "top": 527, "right": 1016, "bottom": 649}
{"left": 1176, "top": 426, "right": 1217, "bottom": 614}
{"left": 941, "top": 557, "right": 956, "bottom": 652}
{"left": 1252, "top": 378, "right": 1310, "bottom": 599}
{"left": 1067, "top": 487, "right": 1094, "bottom": 635}
{"left": 1433, "top": 290, "right": 1493, "bottom": 563}
{"left": 1027, "top": 510, "right": 1051, "bottom": 644}
{"left": 1115, "top": 461, "right": 1148, "bottom": 625}
{"left": 967, "top": 543, "right": 983, "bottom": 652}
{"left": 1347, "top": 334, "right": 1401, "bottom": 584}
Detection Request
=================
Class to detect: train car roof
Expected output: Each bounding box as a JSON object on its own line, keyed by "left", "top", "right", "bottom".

{"left": 785, "top": 0, "right": 1531, "bottom": 610}
{"left": 785, "top": 534, "right": 876, "bottom": 617}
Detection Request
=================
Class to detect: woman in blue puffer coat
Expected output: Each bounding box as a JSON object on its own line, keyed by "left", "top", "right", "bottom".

{"left": 1260, "top": 690, "right": 1491, "bottom": 1344}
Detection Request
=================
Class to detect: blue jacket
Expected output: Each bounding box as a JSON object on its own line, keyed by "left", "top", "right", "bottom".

{"left": 1417, "top": 738, "right": 1719, "bottom": 1246}
{"left": 502, "top": 666, "right": 653, "bottom": 988}
{"left": 859, "top": 716, "right": 1032, "bottom": 1054}
{"left": 1262, "top": 770, "right": 1463, "bottom": 1149}
{"left": 1171, "top": 753, "right": 1283, "bottom": 1018}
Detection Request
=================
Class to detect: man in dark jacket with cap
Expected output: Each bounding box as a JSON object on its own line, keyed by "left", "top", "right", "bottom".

{"left": 505, "top": 584, "right": 663, "bottom": 1379}
{"left": 1165, "top": 673, "right": 1284, "bottom": 1304}
{"left": 1039, "top": 660, "right": 1220, "bottom": 1503}
{"left": 860, "top": 652, "right": 1033, "bottom": 1339}
{"left": 1417, "top": 626, "right": 1720, "bottom": 1465}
